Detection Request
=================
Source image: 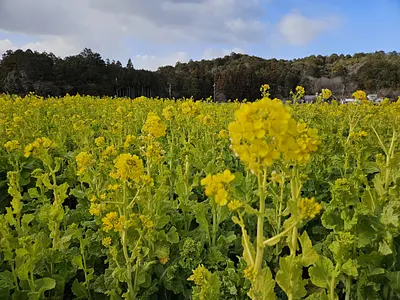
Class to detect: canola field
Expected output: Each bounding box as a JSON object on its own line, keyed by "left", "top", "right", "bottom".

{"left": 0, "top": 87, "right": 400, "bottom": 300}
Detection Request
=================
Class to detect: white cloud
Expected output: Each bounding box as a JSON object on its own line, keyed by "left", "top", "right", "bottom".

{"left": 278, "top": 11, "right": 339, "bottom": 46}
{"left": 0, "top": 39, "right": 14, "bottom": 55}
{"left": 21, "top": 36, "right": 82, "bottom": 57}
{"left": 202, "top": 47, "right": 245, "bottom": 60}
{"left": 133, "top": 52, "right": 189, "bottom": 71}
{"left": 0, "top": 0, "right": 267, "bottom": 69}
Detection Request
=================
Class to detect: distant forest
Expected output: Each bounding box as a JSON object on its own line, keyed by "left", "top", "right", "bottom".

{"left": 1, "top": 48, "right": 400, "bottom": 101}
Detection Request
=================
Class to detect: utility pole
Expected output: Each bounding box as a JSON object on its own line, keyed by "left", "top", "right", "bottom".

{"left": 168, "top": 82, "right": 171, "bottom": 99}
{"left": 342, "top": 84, "right": 345, "bottom": 100}
{"left": 213, "top": 82, "right": 216, "bottom": 101}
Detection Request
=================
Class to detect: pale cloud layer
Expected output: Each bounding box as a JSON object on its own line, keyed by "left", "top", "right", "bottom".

{"left": 134, "top": 52, "right": 189, "bottom": 71}
{"left": 0, "top": 0, "right": 340, "bottom": 69}
{"left": 278, "top": 11, "right": 339, "bottom": 46}
{"left": 202, "top": 47, "right": 245, "bottom": 60}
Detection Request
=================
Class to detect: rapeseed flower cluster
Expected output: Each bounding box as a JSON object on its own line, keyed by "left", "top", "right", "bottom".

{"left": 228, "top": 96, "right": 321, "bottom": 173}
{"left": 188, "top": 264, "right": 211, "bottom": 286}
{"left": 102, "top": 145, "right": 116, "bottom": 158}
{"left": 296, "top": 85, "right": 305, "bottom": 97}
{"left": 349, "top": 130, "right": 368, "bottom": 139}
{"left": 162, "top": 105, "right": 175, "bottom": 120}
{"left": 196, "top": 114, "right": 215, "bottom": 126}
{"left": 95, "top": 136, "right": 105, "bottom": 147}
{"left": 102, "top": 212, "right": 125, "bottom": 232}
{"left": 4, "top": 140, "right": 21, "bottom": 152}
{"left": 179, "top": 100, "right": 200, "bottom": 116}
{"left": 24, "top": 137, "right": 57, "bottom": 158}
{"left": 352, "top": 90, "right": 367, "bottom": 101}
{"left": 109, "top": 153, "right": 144, "bottom": 182}
{"left": 298, "top": 197, "right": 322, "bottom": 219}
{"left": 102, "top": 237, "right": 112, "bottom": 247}
{"left": 260, "top": 84, "right": 270, "bottom": 97}
{"left": 287, "top": 123, "right": 321, "bottom": 163}
{"left": 200, "top": 170, "right": 235, "bottom": 206}
{"left": 322, "top": 89, "right": 332, "bottom": 100}
{"left": 145, "top": 142, "right": 164, "bottom": 162}
{"left": 75, "top": 151, "right": 95, "bottom": 175}
{"left": 228, "top": 199, "right": 243, "bottom": 212}
{"left": 217, "top": 130, "right": 229, "bottom": 139}
{"left": 139, "top": 214, "right": 154, "bottom": 229}
{"left": 142, "top": 112, "right": 167, "bottom": 138}
{"left": 290, "top": 85, "right": 305, "bottom": 102}
{"left": 244, "top": 266, "right": 258, "bottom": 282}
{"left": 89, "top": 203, "right": 106, "bottom": 216}
{"left": 269, "top": 170, "right": 284, "bottom": 185}
{"left": 123, "top": 135, "right": 135, "bottom": 149}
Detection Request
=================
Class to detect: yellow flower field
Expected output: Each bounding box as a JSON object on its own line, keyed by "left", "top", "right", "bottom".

{"left": 0, "top": 89, "right": 400, "bottom": 299}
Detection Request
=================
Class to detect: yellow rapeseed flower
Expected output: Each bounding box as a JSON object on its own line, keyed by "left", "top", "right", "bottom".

{"left": 4, "top": 140, "right": 21, "bottom": 152}
{"left": 244, "top": 266, "right": 258, "bottom": 282}
{"left": 95, "top": 136, "right": 105, "bottom": 147}
{"left": 352, "top": 90, "right": 367, "bottom": 101}
{"left": 24, "top": 137, "right": 57, "bottom": 158}
{"left": 228, "top": 200, "right": 243, "bottom": 212}
{"left": 75, "top": 151, "right": 95, "bottom": 175}
{"left": 201, "top": 170, "right": 234, "bottom": 206}
{"left": 162, "top": 105, "right": 175, "bottom": 120}
{"left": 102, "top": 237, "right": 112, "bottom": 247}
{"left": 102, "top": 212, "right": 118, "bottom": 232}
{"left": 110, "top": 153, "right": 144, "bottom": 182}
{"left": 298, "top": 197, "right": 322, "bottom": 219}
{"left": 321, "top": 89, "right": 332, "bottom": 100}
{"left": 139, "top": 214, "right": 154, "bottom": 229}
{"left": 89, "top": 203, "right": 106, "bottom": 216}
{"left": 142, "top": 112, "right": 167, "bottom": 138}
{"left": 123, "top": 135, "right": 135, "bottom": 149}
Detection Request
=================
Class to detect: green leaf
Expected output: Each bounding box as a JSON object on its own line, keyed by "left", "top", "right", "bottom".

{"left": 154, "top": 246, "right": 170, "bottom": 259}
{"left": 15, "top": 248, "right": 29, "bottom": 257}
{"left": 378, "top": 241, "right": 392, "bottom": 255}
{"left": 299, "top": 231, "right": 318, "bottom": 267}
{"left": 362, "top": 162, "right": 380, "bottom": 174}
{"left": 309, "top": 256, "right": 339, "bottom": 289}
{"left": 72, "top": 279, "right": 88, "bottom": 299}
{"left": 241, "top": 228, "right": 255, "bottom": 267}
{"left": 0, "top": 271, "right": 14, "bottom": 290}
{"left": 137, "top": 271, "right": 152, "bottom": 289}
{"left": 194, "top": 203, "right": 210, "bottom": 242}
{"left": 69, "top": 188, "right": 86, "bottom": 199}
{"left": 305, "top": 291, "right": 329, "bottom": 300}
{"left": 387, "top": 271, "right": 400, "bottom": 291}
{"left": 72, "top": 255, "right": 84, "bottom": 270}
{"left": 28, "top": 188, "right": 41, "bottom": 199}
{"left": 166, "top": 226, "right": 180, "bottom": 244}
{"left": 248, "top": 267, "right": 276, "bottom": 300}
{"left": 361, "top": 189, "right": 378, "bottom": 214}
{"left": 34, "top": 277, "right": 56, "bottom": 295}
{"left": 341, "top": 259, "right": 358, "bottom": 277}
{"left": 276, "top": 256, "right": 307, "bottom": 299}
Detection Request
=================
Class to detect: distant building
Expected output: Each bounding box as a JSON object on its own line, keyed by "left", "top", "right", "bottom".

{"left": 303, "top": 95, "right": 317, "bottom": 103}
{"left": 367, "top": 94, "right": 378, "bottom": 101}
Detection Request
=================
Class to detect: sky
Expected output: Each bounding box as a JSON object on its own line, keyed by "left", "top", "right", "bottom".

{"left": 0, "top": 0, "right": 399, "bottom": 71}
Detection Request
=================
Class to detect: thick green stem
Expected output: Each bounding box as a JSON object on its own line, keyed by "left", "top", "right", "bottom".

{"left": 10, "top": 261, "right": 19, "bottom": 291}
{"left": 122, "top": 181, "right": 135, "bottom": 300}
{"left": 81, "top": 244, "right": 92, "bottom": 300}
{"left": 289, "top": 167, "right": 300, "bottom": 257}
{"left": 263, "top": 222, "right": 297, "bottom": 246}
{"left": 345, "top": 276, "right": 351, "bottom": 300}
{"left": 212, "top": 204, "right": 217, "bottom": 247}
{"left": 255, "top": 169, "right": 267, "bottom": 274}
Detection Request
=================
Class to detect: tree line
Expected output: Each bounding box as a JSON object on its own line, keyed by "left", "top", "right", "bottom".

{"left": 1, "top": 48, "right": 400, "bottom": 101}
